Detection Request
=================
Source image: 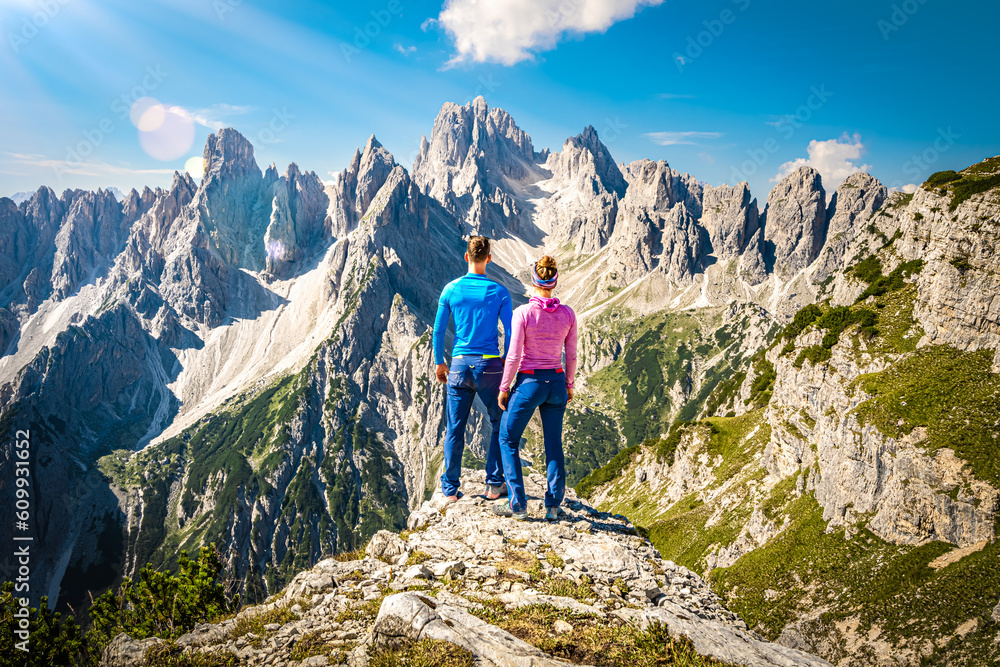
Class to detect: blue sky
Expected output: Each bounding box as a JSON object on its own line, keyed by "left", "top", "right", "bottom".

{"left": 1, "top": 0, "right": 997, "bottom": 203}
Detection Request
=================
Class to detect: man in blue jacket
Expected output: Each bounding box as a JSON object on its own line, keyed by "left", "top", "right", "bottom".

{"left": 433, "top": 236, "right": 513, "bottom": 503}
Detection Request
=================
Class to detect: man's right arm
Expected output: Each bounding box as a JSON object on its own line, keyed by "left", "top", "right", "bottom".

{"left": 433, "top": 286, "right": 451, "bottom": 381}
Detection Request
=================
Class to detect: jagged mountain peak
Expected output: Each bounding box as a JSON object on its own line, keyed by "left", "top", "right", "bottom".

{"left": 763, "top": 165, "right": 828, "bottom": 280}
{"left": 412, "top": 97, "right": 536, "bottom": 236}
{"left": 556, "top": 125, "right": 627, "bottom": 197}
{"left": 702, "top": 180, "right": 760, "bottom": 260}
{"left": 203, "top": 127, "right": 261, "bottom": 182}
{"left": 363, "top": 133, "right": 384, "bottom": 153}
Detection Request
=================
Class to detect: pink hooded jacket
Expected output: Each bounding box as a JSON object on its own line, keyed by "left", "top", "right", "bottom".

{"left": 499, "top": 296, "right": 578, "bottom": 392}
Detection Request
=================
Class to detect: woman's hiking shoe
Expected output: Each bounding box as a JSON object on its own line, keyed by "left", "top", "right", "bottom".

{"left": 484, "top": 484, "right": 507, "bottom": 500}
{"left": 545, "top": 507, "right": 560, "bottom": 521}
{"left": 442, "top": 492, "right": 462, "bottom": 504}
{"left": 492, "top": 503, "right": 529, "bottom": 521}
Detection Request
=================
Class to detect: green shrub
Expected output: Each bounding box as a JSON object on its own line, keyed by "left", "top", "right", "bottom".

{"left": 794, "top": 345, "right": 832, "bottom": 368}
{"left": 949, "top": 172, "right": 1000, "bottom": 210}
{"left": 855, "top": 258, "right": 924, "bottom": 302}
{"left": 924, "top": 170, "right": 962, "bottom": 188}
{"left": 0, "top": 583, "right": 86, "bottom": 666}
{"left": 747, "top": 356, "right": 775, "bottom": 408}
{"left": 782, "top": 304, "right": 823, "bottom": 341}
{"left": 950, "top": 257, "right": 973, "bottom": 272}
{"left": 852, "top": 255, "right": 884, "bottom": 284}
{"left": 87, "top": 546, "right": 232, "bottom": 662}
{"left": 1, "top": 546, "right": 234, "bottom": 665}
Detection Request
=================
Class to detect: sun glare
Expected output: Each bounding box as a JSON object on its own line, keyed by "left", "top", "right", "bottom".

{"left": 184, "top": 156, "right": 206, "bottom": 179}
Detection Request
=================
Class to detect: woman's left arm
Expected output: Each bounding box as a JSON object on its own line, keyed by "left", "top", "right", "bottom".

{"left": 564, "top": 308, "right": 578, "bottom": 394}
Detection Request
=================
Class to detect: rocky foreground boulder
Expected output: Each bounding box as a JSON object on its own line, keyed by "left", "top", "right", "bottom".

{"left": 103, "top": 472, "right": 829, "bottom": 667}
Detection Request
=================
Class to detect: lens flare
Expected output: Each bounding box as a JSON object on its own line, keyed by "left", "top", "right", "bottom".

{"left": 131, "top": 97, "right": 164, "bottom": 131}
{"left": 184, "top": 156, "right": 206, "bottom": 179}
{"left": 266, "top": 239, "right": 286, "bottom": 260}
{"left": 139, "top": 106, "right": 195, "bottom": 161}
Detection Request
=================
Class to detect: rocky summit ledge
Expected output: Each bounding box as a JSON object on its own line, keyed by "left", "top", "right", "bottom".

{"left": 103, "top": 471, "right": 830, "bottom": 667}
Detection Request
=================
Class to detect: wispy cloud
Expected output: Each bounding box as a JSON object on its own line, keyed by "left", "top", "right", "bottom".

{"left": 394, "top": 43, "right": 417, "bottom": 56}
{"left": 656, "top": 93, "right": 695, "bottom": 100}
{"left": 644, "top": 131, "right": 723, "bottom": 146}
{"left": 764, "top": 115, "right": 798, "bottom": 128}
{"left": 4, "top": 152, "right": 177, "bottom": 178}
{"left": 188, "top": 103, "right": 255, "bottom": 131}
{"left": 436, "top": 0, "right": 665, "bottom": 66}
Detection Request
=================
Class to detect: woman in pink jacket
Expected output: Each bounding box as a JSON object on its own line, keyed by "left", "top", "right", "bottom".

{"left": 494, "top": 256, "right": 578, "bottom": 521}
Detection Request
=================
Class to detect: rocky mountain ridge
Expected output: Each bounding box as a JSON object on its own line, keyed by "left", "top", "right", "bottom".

{"left": 584, "top": 157, "right": 1000, "bottom": 665}
{"left": 102, "top": 472, "right": 830, "bottom": 667}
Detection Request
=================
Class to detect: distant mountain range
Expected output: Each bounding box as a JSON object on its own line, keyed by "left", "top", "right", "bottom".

{"left": 10, "top": 186, "right": 123, "bottom": 205}
{"left": 1, "top": 97, "right": 998, "bottom": 666}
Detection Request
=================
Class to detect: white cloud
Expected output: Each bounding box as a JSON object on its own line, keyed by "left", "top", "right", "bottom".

{"left": 772, "top": 134, "right": 872, "bottom": 189}
{"left": 436, "top": 0, "right": 664, "bottom": 66}
{"left": 188, "top": 104, "right": 254, "bottom": 131}
{"left": 895, "top": 183, "right": 919, "bottom": 194}
{"left": 394, "top": 43, "right": 417, "bottom": 56}
{"left": 644, "top": 131, "right": 723, "bottom": 146}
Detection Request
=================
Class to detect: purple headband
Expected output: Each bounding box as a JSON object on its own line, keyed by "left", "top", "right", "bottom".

{"left": 531, "top": 263, "right": 558, "bottom": 288}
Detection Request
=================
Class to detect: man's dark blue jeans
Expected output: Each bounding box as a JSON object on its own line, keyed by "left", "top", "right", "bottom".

{"left": 441, "top": 355, "right": 504, "bottom": 497}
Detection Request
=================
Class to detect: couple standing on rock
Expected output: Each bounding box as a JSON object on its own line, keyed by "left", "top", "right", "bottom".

{"left": 432, "top": 236, "right": 578, "bottom": 521}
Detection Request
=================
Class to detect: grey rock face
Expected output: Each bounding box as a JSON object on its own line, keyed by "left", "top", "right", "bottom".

{"left": 763, "top": 166, "right": 827, "bottom": 281}
{"left": 264, "top": 162, "right": 329, "bottom": 276}
{"left": 672, "top": 170, "right": 704, "bottom": 220}
{"left": 894, "top": 184, "right": 1000, "bottom": 369}
{"left": 702, "top": 182, "right": 760, "bottom": 260}
{"left": 765, "top": 327, "right": 998, "bottom": 548}
{"left": 739, "top": 227, "right": 769, "bottom": 285}
{"left": 326, "top": 135, "right": 398, "bottom": 239}
{"left": 606, "top": 160, "right": 704, "bottom": 284}
{"left": 555, "top": 125, "right": 627, "bottom": 197}
{"left": 51, "top": 189, "right": 128, "bottom": 299}
{"left": 195, "top": 127, "right": 269, "bottom": 271}
{"left": 0, "top": 303, "right": 171, "bottom": 607}
{"left": 101, "top": 633, "right": 166, "bottom": 667}
{"left": 412, "top": 96, "right": 536, "bottom": 236}
{"left": 534, "top": 125, "right": 625, "bottom": 253}
{"left": 659, "top": 203, "right": 703, "bottom": 282}
{"left": 811, "top": 172, "right": 888, "bottom": 283}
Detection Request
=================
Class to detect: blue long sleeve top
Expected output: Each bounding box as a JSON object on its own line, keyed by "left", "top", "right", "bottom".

{"left": 433, "top": 272, "right": 513, "bottom": 365}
